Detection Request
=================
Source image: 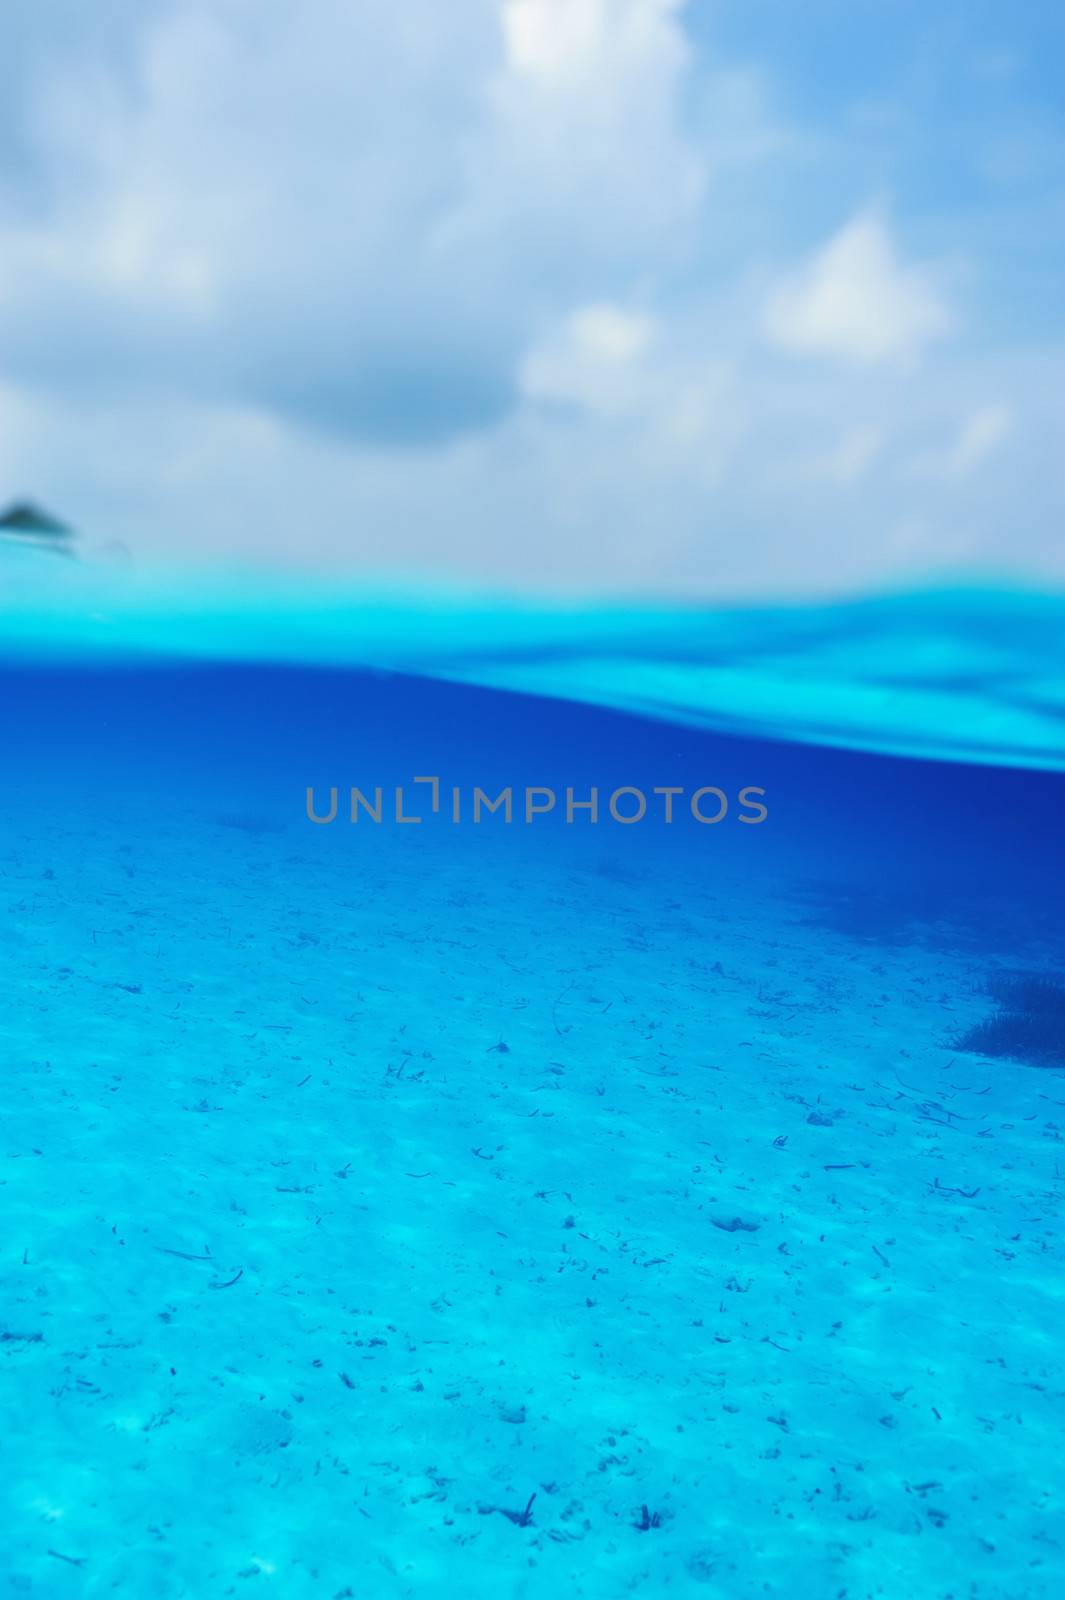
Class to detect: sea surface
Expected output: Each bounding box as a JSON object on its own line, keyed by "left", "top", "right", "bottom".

{"left": 1, "top": 566, "right": 1063, "bottom": 1598}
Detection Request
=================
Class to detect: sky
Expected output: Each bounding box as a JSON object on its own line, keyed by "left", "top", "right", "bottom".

{"left": 0, "top": 0, "right": 1062, "bottom": 595}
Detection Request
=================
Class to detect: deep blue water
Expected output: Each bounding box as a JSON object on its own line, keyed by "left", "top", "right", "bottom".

{"left": 2, "top": 590, "right": 1064, "bottom": 1598}
{"left": 4, "top": 660, "right": 1062, "bottom": 935}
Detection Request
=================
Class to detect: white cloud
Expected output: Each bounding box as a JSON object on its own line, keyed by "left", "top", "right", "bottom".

{"left": 502, "top": 0, "right": 689, "bottom": 92}
{"left": 907, "top": 403, "right": 1014, "bottom": 481}
{"left": 803, "top": 425, "right": 885, "bottom": 485}
{"left": 503, "top": 0, "right": 614, "bottom": 80}
{"left": 518, "top": 299, "right": 741, "bottom": 494}
{"left": 519, "top": 303, "right": 655, "bottom": 415}
{"left": 762, "top": 211, "right": 955, "bottom": 366}
{"left": 0, "top": 0, "right": 704, "bottom": 442}
{"left": 9, "top": 335, "right": 1064, "bottom": 597}
{"left": 571, "top": 304, "right": 655, "bottom": 364}
{"left": 1, "top": 2, "right": 1063, "bottom": 597}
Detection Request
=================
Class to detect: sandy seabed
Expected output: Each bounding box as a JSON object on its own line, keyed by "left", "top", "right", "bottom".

{"left": 2, "top": 807, "right": 1063, "bottom": 1600}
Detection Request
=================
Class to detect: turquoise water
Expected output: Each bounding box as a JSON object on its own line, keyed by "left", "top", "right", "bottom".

{"left": 1, "top": 571, "right": 1063, "bottom": 1598}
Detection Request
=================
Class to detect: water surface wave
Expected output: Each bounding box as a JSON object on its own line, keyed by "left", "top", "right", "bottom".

{"left": 3, "top": 562, "right": 1063, "bottom": 770}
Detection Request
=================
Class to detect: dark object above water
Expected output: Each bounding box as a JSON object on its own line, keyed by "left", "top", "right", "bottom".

{"left": 0, "top": 500, "right": 76, "bottom": 554}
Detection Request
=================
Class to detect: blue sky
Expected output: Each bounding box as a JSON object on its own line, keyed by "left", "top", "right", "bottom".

{"left": 0, "top": 0, "right": 1062, "bottom": 594}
